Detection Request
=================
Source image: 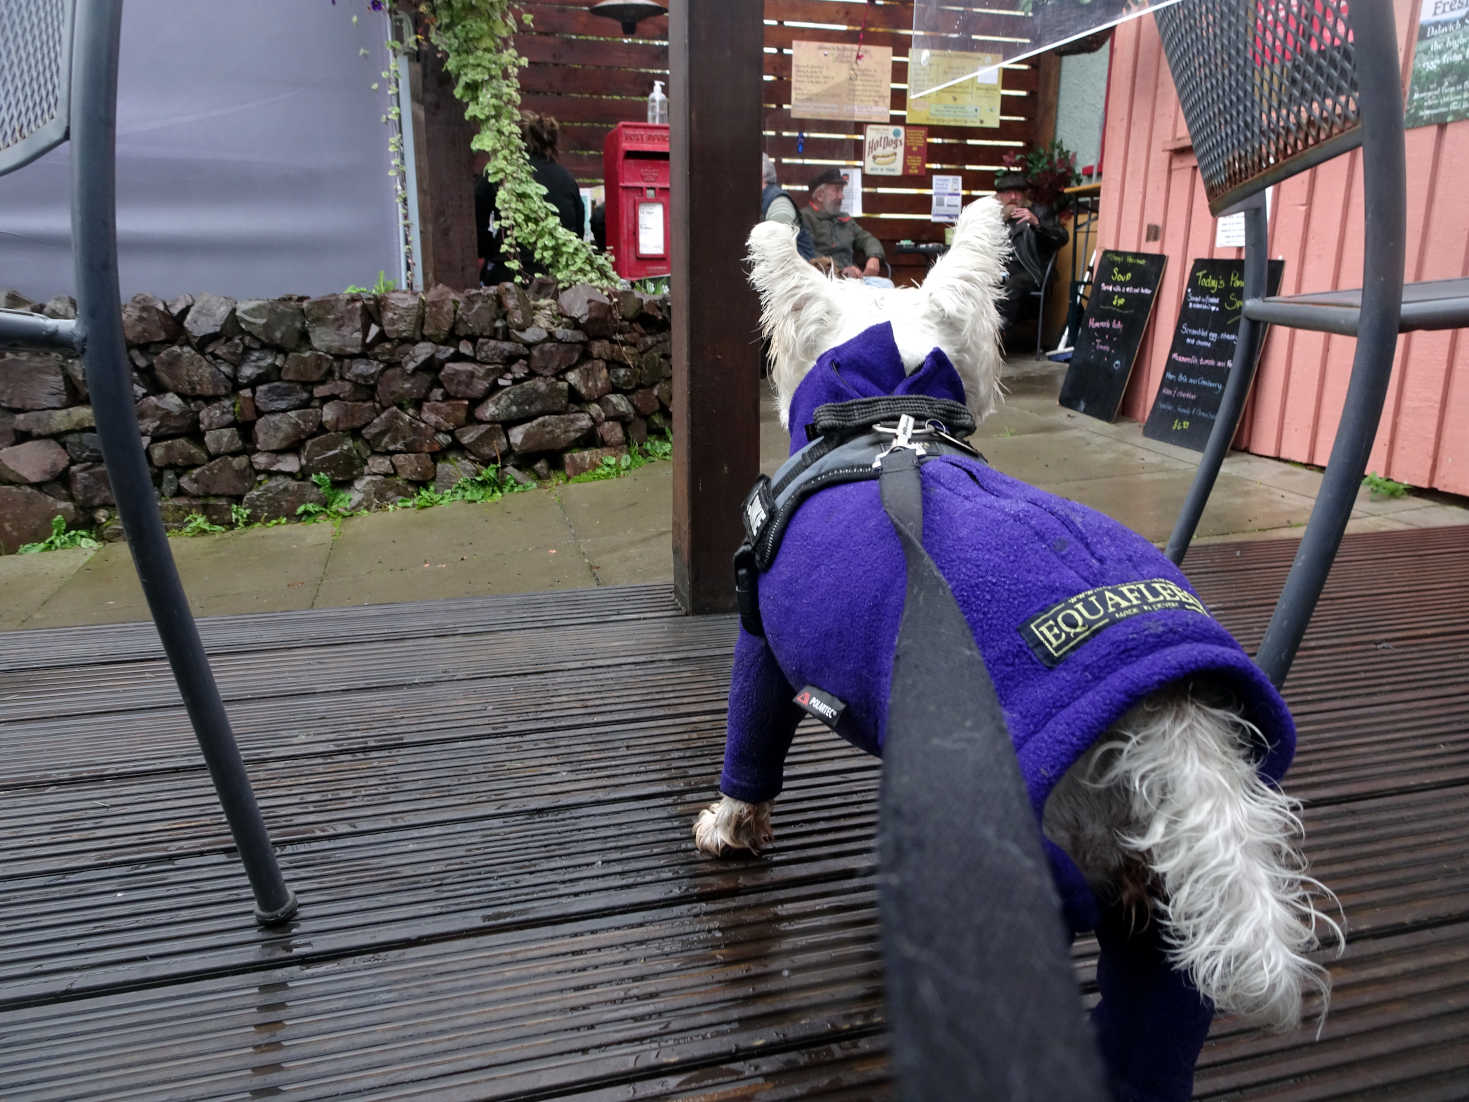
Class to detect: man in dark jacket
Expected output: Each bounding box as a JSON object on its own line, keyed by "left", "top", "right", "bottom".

{"left": 475, "top": 112, "right": 585, "bottom": 286}
{"left": 799, "top": 166, "right": 890, "bottom": 285}
{"left": 994, "top": 170, "right": 1068, "bottom": 327}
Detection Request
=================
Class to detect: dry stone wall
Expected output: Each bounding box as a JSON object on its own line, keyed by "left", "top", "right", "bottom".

{"left": 0, "top": 283, "right": 671, "bottom": 553}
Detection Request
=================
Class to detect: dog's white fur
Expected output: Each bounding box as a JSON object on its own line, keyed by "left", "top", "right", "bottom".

{"left": 695, "top": 198, "right": 1340, "bottom": 1031}
{"left": 748, "top": 199, "right": 1010, "bottom": 429}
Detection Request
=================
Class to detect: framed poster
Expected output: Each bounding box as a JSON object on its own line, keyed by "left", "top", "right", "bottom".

{"left": 865, "top": 125, "right": 905, "bottom": 176}
{"left": 1142, "top": 258, "right": 1286, "bottom": 451}
{"left": 1058, "top": 251, "right": 1169, "bottom": 421}
{"left": 791, "top": 41, "right": 894, "bottom": 123}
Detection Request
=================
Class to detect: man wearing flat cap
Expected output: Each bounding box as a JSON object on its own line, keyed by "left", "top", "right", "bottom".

{"left": 994, "top": 170, "right": 1068, "bottom": 327}
{"left": 799, "top": 167, "right": 892, "bottom": 285}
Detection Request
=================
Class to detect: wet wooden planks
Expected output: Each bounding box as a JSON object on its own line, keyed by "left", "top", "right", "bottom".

{"left": 1, "top": 528, "right": 1467, "bottom": 1099}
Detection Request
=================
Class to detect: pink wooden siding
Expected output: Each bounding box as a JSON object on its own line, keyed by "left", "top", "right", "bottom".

{"left": 1099, "top": 0, "right": 1469, "bottom": 495}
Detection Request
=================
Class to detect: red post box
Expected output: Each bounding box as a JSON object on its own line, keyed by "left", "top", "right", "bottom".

{"left": 602, "top": 121, "right": 670, "bottom": 281}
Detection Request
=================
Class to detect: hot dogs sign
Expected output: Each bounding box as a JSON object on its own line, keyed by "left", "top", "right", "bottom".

{"left": 864, "top": 125, "right": 906, "bottom": 176}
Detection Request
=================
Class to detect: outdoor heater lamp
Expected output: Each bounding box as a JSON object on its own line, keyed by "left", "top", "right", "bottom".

{"left": 588, "top": 1, "right": 667, "bottom": 36}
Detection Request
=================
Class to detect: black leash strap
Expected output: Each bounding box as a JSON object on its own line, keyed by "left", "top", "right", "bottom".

{"left": 876, "top": 447, "right": 1108, "bottom": 1102}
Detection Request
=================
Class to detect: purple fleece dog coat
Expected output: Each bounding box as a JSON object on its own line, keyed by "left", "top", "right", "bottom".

{"left": 716, "top": 321, "right": 1297, "bottom": 1102}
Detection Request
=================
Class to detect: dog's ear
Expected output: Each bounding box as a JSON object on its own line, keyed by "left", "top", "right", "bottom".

{"left": 746, "top": 221, "right": 842, "bottom": 427}
{"left": 916, "top": 198, "right": 1010, "bottom": 419}
{"left": 921, "top": 197, "right": 1009, "bottom": 327}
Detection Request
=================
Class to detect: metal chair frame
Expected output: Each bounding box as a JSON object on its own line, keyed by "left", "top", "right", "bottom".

{"left": 1157, "top": 0, "right": 1469, "bottom": 686}
{"left": 0, "top": 0, "right": 296, "bottom": 925}
{"left": 1032, "top": 248, "right": 1059, "bottom": 356}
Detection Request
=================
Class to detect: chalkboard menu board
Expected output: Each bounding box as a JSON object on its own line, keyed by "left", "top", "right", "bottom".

{"left": 1142, "top": 258, "right": 1285, "bottom": 451}
{"left": 1058, "top": 250, "right": 1168, "bottom": 421}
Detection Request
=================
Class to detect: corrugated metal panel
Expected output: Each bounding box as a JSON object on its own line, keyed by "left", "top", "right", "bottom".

{"left": 1099, "top": 0, "right": 1469, "bottom": 496}
{"left": 1, "top": 527, "right": 1467, "bottom": 1097}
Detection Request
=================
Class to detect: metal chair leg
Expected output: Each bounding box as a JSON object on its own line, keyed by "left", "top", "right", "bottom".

{"left": 1255, "top": 0, "right": 1407, "bottom": 685}
{"left": 1165, "top": 196, "right": 1269, "bottom": 565}
{"left": 71, "top": 0, "right": 296, "bottom": 924}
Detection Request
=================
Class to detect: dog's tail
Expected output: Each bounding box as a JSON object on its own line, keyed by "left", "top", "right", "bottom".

{"left": 1094, "top": 686, "right": 1341, "bottom": 1031}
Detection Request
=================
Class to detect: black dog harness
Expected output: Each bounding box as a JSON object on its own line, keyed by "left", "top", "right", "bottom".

{"left": 733, "top": 395, "right": 983, "bottom": 638}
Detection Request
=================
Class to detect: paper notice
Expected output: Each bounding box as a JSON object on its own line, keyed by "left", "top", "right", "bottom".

{"left": 637, "top": 202, "right": 664, "bottom": 256}
{"left": 931, "top": 174, "right": 963, "bottom": 223}
{"left": 791, "top": 41, "right": 894, "bottom": 123}
{"left": 908, "top": 49, "right": 1002, "bottom": 128}
{"left": 839, "top": 168, "right": 863, "bottom": 217}
{"left": 903, "top": 126, "right": 928, "bottom": 176}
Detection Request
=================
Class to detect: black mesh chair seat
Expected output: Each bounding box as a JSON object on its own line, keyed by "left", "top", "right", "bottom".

{"left": 1158, "top": 0, "right": 1360, "bottom": 218}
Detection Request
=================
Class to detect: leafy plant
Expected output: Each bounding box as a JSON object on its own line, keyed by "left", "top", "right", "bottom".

{"left": 297, "top": 473, "right": 359, "bottom": 523}
{"left": 632, "top": 276, "right": 670, "bottom": 295}
{"left": 418, "top": 0, "right": 618, "bottom": 289}
{"left": 231, "top": 504, "right": 252, "bottom": 528}
{"left": 1001, "top": 139, "right": 1083, "bottom": 217}
{"left": 345, "top": 270, "right": 398, "bottom": 295}
{"left": 177, "top": 512, "right": 226, "bottom": 536}
{"left": 392, "top": 463, "right": 536, "bottom": 510}
{"left": 570, "top": 455, "right": 634, "bottom": 483}
{"left": 400, "top": 485, "right": 451, "bottom": 509}
{"left": 562, "top": 434, "right": 674, "bottom": 484}
{"left": 17, "top": 515, "right": 100, "bottom": 554}
{"left": 1362, "top": 471, "right": 1409, "bottom": 499}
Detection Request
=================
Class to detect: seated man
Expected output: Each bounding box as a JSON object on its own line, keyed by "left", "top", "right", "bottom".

{"left": 993, "top": 170, "right": 1068, "bottom": 329}
{"left": 799, "top": 167, "right": 893, "bottom": 287}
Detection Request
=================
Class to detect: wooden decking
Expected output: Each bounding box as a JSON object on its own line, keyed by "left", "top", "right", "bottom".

{"left": 2, "top": 526, "right": 1467, "bottom": 1099}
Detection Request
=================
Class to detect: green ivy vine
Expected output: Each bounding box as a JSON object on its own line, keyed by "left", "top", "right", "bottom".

{"left": 418, "top": 0, "right": 618, "bottom": 289}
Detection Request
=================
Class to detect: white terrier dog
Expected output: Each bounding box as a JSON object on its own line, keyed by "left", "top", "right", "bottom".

{"left": 693, "top": 199, "right": 1339, "bottom": 1057}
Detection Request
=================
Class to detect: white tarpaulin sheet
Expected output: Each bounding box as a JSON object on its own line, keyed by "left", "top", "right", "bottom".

{"left": 909, "top": 0, "right": 1182, "bottom": 103}
{"left": 0, "top": 0, "right": 402, "bottom": 301}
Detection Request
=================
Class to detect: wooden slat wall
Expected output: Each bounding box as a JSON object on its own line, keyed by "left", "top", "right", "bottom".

{"left": 508, "top": 0, "right": 1042, "bottom": 289}
{"left": 1099, "top": 0, "right": 1469, "bottom": 496}
{"left": 762, "top": 0, "right": 1040, "bottom": 288}
{"left": 515, "top": 0, "right": 670, "bottom": 184}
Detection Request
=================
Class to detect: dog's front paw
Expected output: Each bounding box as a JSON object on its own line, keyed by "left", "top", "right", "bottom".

{"left": 693, "top": 796, "right": 774, "bottom": 858}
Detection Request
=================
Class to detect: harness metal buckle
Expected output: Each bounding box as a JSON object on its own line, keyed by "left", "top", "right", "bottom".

{"left": 872, "top": 413, "right": 927, "bottom": 468}
{"left": 923, "top": 418, "right": 982, "bottom": 458}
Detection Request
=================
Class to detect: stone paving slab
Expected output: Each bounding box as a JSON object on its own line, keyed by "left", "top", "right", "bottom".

{"left": 19, "top": 523, "right": 335, "bottom": 629}
{"left": 0, "top": 547, "right": 94, "bottom": 628}
{"left": 1047, "top": 468, "right": 1325, "bottom": 544}
{"left": 977, "top": 426, "right": 1195, "bottom": 485}
{"left": 312, "top": 493, "right": 595, "bottom": 607}
{"left": 554, "top": 462, "right": 673, "bottom": 587}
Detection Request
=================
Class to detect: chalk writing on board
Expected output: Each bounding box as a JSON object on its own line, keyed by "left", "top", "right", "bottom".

{"left": 1058, "top": 250, "right": 1169, "bottom": 422}
{"left": 1143, "top": 258, "right": 1285, "bottom": 451}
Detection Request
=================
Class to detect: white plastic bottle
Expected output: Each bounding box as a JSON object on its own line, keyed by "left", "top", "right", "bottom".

{"left": 647, "top": 80, "right": 668, "bottom": 125}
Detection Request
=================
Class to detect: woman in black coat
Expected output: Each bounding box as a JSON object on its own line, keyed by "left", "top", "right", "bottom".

{"left": 475, "top": 111, "right": 585, "bottom": 286}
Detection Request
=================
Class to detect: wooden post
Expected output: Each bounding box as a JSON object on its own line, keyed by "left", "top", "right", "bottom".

{"left": 411, "top": 38, "right": 479, "bottom": 289}
{"left": 668, "top": 0, "right": 764, "bottom": 613}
